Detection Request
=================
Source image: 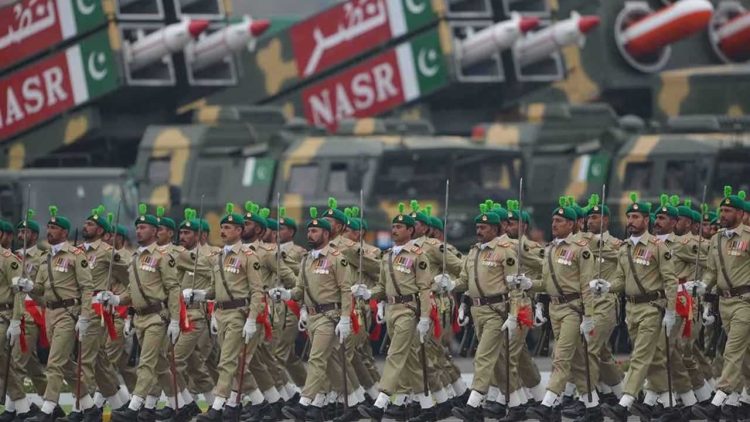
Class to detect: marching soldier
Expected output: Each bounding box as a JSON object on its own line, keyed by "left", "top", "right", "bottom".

{"left": 692, "top": 188, "right": 750, "bottom": 421}
{"left": 271, "top": 207, "right": 355, "bottom": 422}
{"left": 596, "top": 194, "right": 678, "bottom": 422}
{"left": 17, "top": 207, "right": 99, "bottom": 422}
{"left": 278, "top": 208, "right": 307, "bottom": 274}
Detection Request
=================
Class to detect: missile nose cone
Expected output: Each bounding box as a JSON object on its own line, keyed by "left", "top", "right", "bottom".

{"left": 188, "top": 20, "right": 210, "bottom": 38}
{"left": 250, "top": 19, "right": 271, "bottom": 37}
{"left": 577, "top": 16, "right": 601, "bottom": 34}
{"left": 519, "top": 17, "right": 540, "bottom": 33}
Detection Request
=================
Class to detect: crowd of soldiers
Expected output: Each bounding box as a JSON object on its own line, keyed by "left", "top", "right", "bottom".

{"left": 0, "top": 185, "right": 748, "bottom": 422}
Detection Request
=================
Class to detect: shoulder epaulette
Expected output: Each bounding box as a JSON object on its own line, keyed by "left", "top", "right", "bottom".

{"left": 260, "top": 243, "right": 275, "bottom": 251}
{"left": 649, "top": 238, "right": 660, "bottom": 244}
{"left": 743, "top": 226, "right": 750, "bottom": 234}
{"left": 611, "top": 238, "right": 623, "bottom": 246}
{"left": 425, "top": 238, "right": 439, "bottom": 246}
{"left": 70, "top": 246, "right": 84, "bottom": 255}
{"left": 409, "top": 245, "right": 423, "bottom": 255}
{"left": 244, "top": 248, "right": 255, "bottom": 256}
{"left": 330, "top": 249, "right": 341, "bottom": 256}
{"left": 574, "top": 239, "right": 589, "bottom": 247}
{"left": 498, "top": 242, "right": 512, "bottom": 248}
{"left": 680, "top": 237, "right": 691, "bottom": 245}
{"left": 248, "top": 244, "right": 257, "bottom": 251}
{"left": 2, "top": 250, "right": 12, "bottom": 257}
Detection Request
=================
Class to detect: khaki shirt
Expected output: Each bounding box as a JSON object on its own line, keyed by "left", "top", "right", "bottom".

{"left": 456, "top": 237, "right": 518, "bottom": 299}
{"left": 110, "top": 248, "right": 132, "bottom": 296}
{"left": 704, "top": 224, "right": 750, "bottom": 291}
{"left": 580, "top": 231, "right": 622, "bottom": 281}
{"left": 371, "top": 243, "right": 432, "bottom": 318}
{"left": 246, "top": 241, "right": 297, "bottom": 290}
{"left": 81, "top": 239, "right": 129, "bottom": 319}
{"left": 16, "top": 245, "right": 43, "bottom": 281}
{"left": 610, "top": 232, "right": 678, "bottom": 310}
{"left": 412, "top": 235, "right": 462, "bottom": 278}
{"left": 211, "top": 242, "right": 264, "bottom": 319}
{"left": 175, "top": 243, "right": 216, "bottom": 319}
{"left": 330, "top": 235, "right": 380, "bottom": 278}
{"left": 281, "top": 241, "right": 307, "bottom": 276}
{"left": 32, "top": 242, "right": 93, "bottom": 310}
{"left": 500, "top": 234, "right": 544, "bottom": 281}
{"left": 0, "top": 247, "right": 23, "bottom": 320}
{"left": 290, "top": 245, "right": 352, "bottom": 316}
{"left": 538, "top": 234, "right": 596, "bottom": 317}
{"left": 119, "top": 242, "right": 181, "bottom": 321}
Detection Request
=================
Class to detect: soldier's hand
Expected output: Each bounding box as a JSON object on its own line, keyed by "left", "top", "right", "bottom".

{"left": 505, "top": 275, "right": 532, "bottom": 291}
{"left": 684, "top": 281, "right": 707, "bottom": 297}
{"left": 242, "top": 318, "right": 257, "bottom": 344}
{"left": 210, "top": 313, "right": 218, "bottom": 335}
{"left": 417, "top": 317, "right": 431, "bottom": 343}
{"left": 123, "top": 316, "right": 133, "bottom": 338}
{"left": 701, "top": 304, "right": 715, "bottom": 327}
{"left": 501, "top": 315, "right": 518, "bottom": 341}
{"left": 268, "top": 288, "right": 291, "bottom": 302}
{"left": 75, "top": 317, "right": 90, "bottom": 340}
{"left": 350, "top": 284, "right": 371, "bottom": 300}
{"left": 588, "top": 279, "right": 611, "bottom": 296}
{"left": 11, "top": 276, "right": 33, "bottom": 293}
{"left": 457, "top": 303, "right": 470, "bottom": 327}
{"left": 579, "top": 316, "right": 595, "bottom": 342}
{"left": 298, "top": 307, "right": 308, "bottom": 332}
{"left": 662, "top": 310, "right": 676, "bottom": 336}
{"left": 433, "top": 274, "right": 454, "bottom": 293}
{"left": 376, "top": 301, "right": 385, "bottom": 324}
{"left": 534, "top": 303, "right": 547, "bottom": 327}
{"left": 335, "top": 317, "right": 351, "bottom": 344}
{"left": 183, "top": 288, "right": 207, "bottom": 303}
{"left": 95, "top": 291, "right": 120, "bottom": 306}
{"left": 6, "top": 319, "right": 21, "bottom": 347}
{"left": 167, "top": 320, "right": 180, "bottom": 344}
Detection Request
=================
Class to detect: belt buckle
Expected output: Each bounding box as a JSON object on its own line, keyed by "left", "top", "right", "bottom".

{"left": 472, "top": 298, "right": 481, "bottom": 306}
{"left": 550, "top": 297, "right": 560, "bottom": 305}
{"left": 307, "top": 306, "right": 317, "bottom": 315}
{"left": 722, "top": 290, "right": 732, "bottom": 298}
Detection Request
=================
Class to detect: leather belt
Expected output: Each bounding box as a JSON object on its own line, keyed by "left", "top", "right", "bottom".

{"left": 216, "top": 298, "right": 248, "bottom": 310}
{"left": 472, "top": 294, "right": 507, "bottom": 306}
{"left": 387, "top": 294, "right": 415, "bottom": 305}
{"left": 135, "top": 301, "right": 166, "bottom": 315}
{"left": 719, "top": 285, "right": 750, "bottom": 298}
{"left": 47, "top": 298, "right": 81, "bottom": 310}
{"left": 626, "top": 290, "right": 666, "bottom": 304}
{"left": 550, "top": 293, "right": 581, "bottom": 305}
{"left": 307, "top": 303, "right": 341, "bottom": 315}
{"left": 0, "top": 302, "right": 13, "bottom": 311}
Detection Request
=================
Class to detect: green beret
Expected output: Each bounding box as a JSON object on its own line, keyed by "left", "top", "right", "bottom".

{"left": 347, "top": 217, "right": 362, "bottom": 231}
{"left": 243, "top": 201, "right": 267, "bottom": 229}
{"left": 553, "top": 197, "right": 577, "bottom": 221}
{"left": 566, "top": 197, "right": 585, "bottom": 219}
{"left": 360, "top": 218, "right": 369, "bottom": 231}
{"left": 430, "top": 216, "right": 443, "bottom": 231}
{"left": 307, "top": 207, "right": 332, "bottom": 231}
{"left": 277, "top": 207, "right": 297, "bottom": 230}
{"left": 506, "top": 200, "right": 528, "bottom": 223}
{"left": 585, "top": 194, "right": 610, "bottom": 217}
{"left": 650, "top": 213, "right": 656, "bottom": 225}
{"left": 408, "top": 200, "right": 432, "bottom": 226}
{"left": 48, "top": 205, "right": 71, "bottom": 231}
{"left": 220, "top": 203, "right": 245, "bottom": 226}
{"left": 677, "top": 199, "right": 695, "bottom": 220}
{"left": 155, "top": 206, "right": 176, "bottom": 231}
{"left": 116, "top": 224, "right": 129, "bottom": 238}
{"left": 0, "top": 219, "right": 12, "bottom": 234}
{"left": 266, "top": 218, "right": 279, "bottom": 231}
{"left": 17, "top": 209, "right": 39, "bottom": 233}
{"left": 87, "top": 205, "right": 111, "bottom": 232}
{"left": 708, "top": 210, "right": 719, "bottom": 225}
{"left": 626, "top": 193, "right": 651, "bottom": 215}
{"left": 655, "top": 194, "right": 679, "bottom": 218}
{"left": 474, "top": 203, "right": 500, "bottom": 225}
{"left": 135, "top": 203, "right": 159, "bottom": 228}
{"left": 344, "top": 207, "right": 362, "bottom": 232}
{"left": 179, "top": 208, "right": 201, "bottom": 232}
{"left": 392, "top": 202, "right": 415, "bottom": 227}
{"left": 324, "top": 197, "right": 348, "bottom": 225}
{"left": 200, "top": 219, "right": 210, "bottom": 233}
{"left": 721, "top": 186, "right": 746, "bottom": 210}
{"left": 691, "top": 210, "right": 701, "bottom": 223}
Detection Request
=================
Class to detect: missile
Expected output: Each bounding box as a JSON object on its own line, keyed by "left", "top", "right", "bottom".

{"left": 715, "top": 10, "right": 750, "bottom": 62}
{"left": 0, "top": 0, "right": 19, "bottom": 8}
{"left": 459, "top": 14, "right": 539, "bottom": 68}
{"left": 126, "top": 19, "right": 210, "bottom": 71}
{"left": 619, "top": 0, "right": 713, "bottom": 58}
{"left": 514, "top": 12, "right": 600, "bottom": 67}
{"left": 187, "top": 16, "right": 271, "bottom": 71}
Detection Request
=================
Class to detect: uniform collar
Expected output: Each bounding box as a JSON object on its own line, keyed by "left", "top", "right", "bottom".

{"left": 310, "top": 245, "right": 332, "bottom": 260}
{"left": 629, "top": 232, "right": 650, "bottom": 246}
{"left": 17, "top": 244, "right": 39, "bottom": 257}
{"left": 479, "top": 237, "right": 500, "bottom": 250}
{"left": 281, "top": 241, "right": 295, "bottom": 251}
{"left": 50, "top": 241, "right": 67, "bottom": 256}
{"left": 83, "top": 238, "right": 102, "bottom": 251}
{"left": 137, "top": 241, "right": 157, "bottom": 255}
{"left": 553, "top": 233, "right": 574, "bottom": 246}
{"left": 223, "top": 242, "right": 242, "bottom": 255}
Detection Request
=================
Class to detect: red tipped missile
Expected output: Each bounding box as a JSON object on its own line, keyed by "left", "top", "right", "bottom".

{"left": 126, "top": 18, "right": 210, "bottom": 71}
{"left": 619, "top": 0, "right": 713, "bottom": 58}
{"left": 459, "top": 14, "right": 540, "bottom": 68}
{"left": 514, "top": 12, "right": 600, "bottom": 67}
{"left": 188, "top": 16, "right": 271, "bottom": 71}
{"left": 716, "top": 11, "right": 750, "bottom": 62}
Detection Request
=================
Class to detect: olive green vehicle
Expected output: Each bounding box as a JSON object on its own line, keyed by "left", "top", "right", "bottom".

{"left": 132, "top": 106, "right": 522, "bottom": 249}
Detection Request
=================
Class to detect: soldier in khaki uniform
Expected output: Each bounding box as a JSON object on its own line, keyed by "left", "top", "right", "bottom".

{"left": 450, "top": 204, "right": 519, "bottom": 422}
{"left": 271, "top": 207, "right": 355, "bottom": 422}
{"left": 18, "top": 207, "right": 99, "bottom": 422}
{"left": 101, "top": 205, "right": 182, "bottom": 422}
{"left": 354, "top": 205, "right": 433, "bottom": 422}
{"left": 597, "top": 194, "right": 678, "bottom": 422}
{"left": 693, "top": 188, "right": 750, "bottom": 421}
{"left": 524, "top": 198, "right": 598, "bottom": 422}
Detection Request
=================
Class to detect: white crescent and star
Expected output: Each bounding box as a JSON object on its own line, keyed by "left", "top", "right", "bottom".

{"left": 417, "top": 48, "right": 439, "bottom": 77}
{"left": 405, "top": 0, "right": 426, "bottom": 14}
{"left": 88, "top": 51, "right": 108, "bottom": 81}
{"left": 76, "top": 0, "right": 96, "bottom": 15}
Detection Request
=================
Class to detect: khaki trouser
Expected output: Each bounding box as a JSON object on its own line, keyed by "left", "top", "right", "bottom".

{"left": 174, "top": 318, "right": 213, "bottom": 394}
{"left": 0, "top": 313, "right": 25, "bottom": 401}
{"left": 405, "top": 331, "right": 444, "bottom": 394}
{"left": 622, "top": 303, "right": 663, "bottom": 397}
{"left": 645, "top": 315, "right": 693, "bottom": 394}
{"left": 572, "top": 295, "right": 622, "bottom": 388}
{"left": 247, "top": 343, "right": 278, "bottom": 392}
{"left": 45, "top": 307, "right": 90, "bottom": 403}
{"left": 518, "top": 344, "right": 542, "bottom": 388}
{"left": 79, "top": 320, "right": 121, "bottom": 397}
{"left": 469, "top": 303, "right": 512, "bottom": 394}
{"left": 271, "top": 304, "right": 306, "bottom": 387}
{"left": 299, "top": 312, "right": 338, "bottom": 399}
{"left": 105, "top": 316, "right": 137, "bottom": 392}
{"left": 132, "top": 313, "right": 178, "bottom": 399}
{"left": 201, "top": 326, "right": 220, "bottom": 385}
{"left": 13, "top": 315, "right": 47, "bottom": 395}
{"left": 379, "top": 304, "right": 417, "bottom": 395}
{"left": 547, "top": 302, "right": 595, "bottom": 395}
{"left": 215, "top": 309, "right": 261, "bottom": 398}
{"left": 715, "top": 296, "right": 750, "bottom": 394}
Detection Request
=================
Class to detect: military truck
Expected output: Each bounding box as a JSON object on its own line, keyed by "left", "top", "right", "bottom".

{"left": 132, "top": 106, "right": 523, "bottom": 249}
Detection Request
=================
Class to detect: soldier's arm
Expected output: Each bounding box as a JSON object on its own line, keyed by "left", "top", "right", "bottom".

{"left": 609, "top": 252, "right": 626, "bottom": 293}
{"left": 30, "top": 256, "right": 45, "bottom": 297}
{"left": 283, "top": 252, "right": 301, "bottom": 276}
{"left": 522, "top": 244, "right": 544, "bottom": 277}
{"left": 245, "top": 252, "right": 265, "bottom": 320}
{"left": 337, "top": 256, "right": 353, "bottom": 316}
{"left": 158, "top": 253, "right": 181, "bottom": 321}
{"left": 370, "top": 259, "right": 386, "bottom": 301}
{"left": 703, "top": 238, "right": 717, "bottom": 290}
{"left": 443, "top": 243, "right": 463, "bottom": 278}
{"left": 658, "top": 243, "right": 679, "bottom": 311}
{"left": 502, "top": 246, "right": 519, "bottom": 294}
{"left": 579, "top": 247, "right": 596, "bottom": 318}
{"left": 362, "top": 247, "right": 381, "bottom": 281}
{"left": 415, "top": 254, "right": 432, "bottom": 319}
{"left": 277, "top": 257, "right": 298, "bottom": 290}
{"left": 9, "top": 256, "right": 24, "bottom": 320}
{"left": 453, "top": 250, "right": 470, "bottom": 293}
{"left": 77, "top": 251, "right": 95, "bottom": 320}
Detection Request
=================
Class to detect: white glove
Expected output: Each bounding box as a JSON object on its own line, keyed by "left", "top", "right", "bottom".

{"left": 534, "top": 303, "right": 547, "bottom": 327}
{"left": 6, "top": 319, "right": 21, "bottom": 347}
{"left": 298, "top": 307, "right": 308, "bottom": 332}
{"left": 501, "top": 315, "right": 518, "bottom": 341}
{"left": 580, "top": 316, "right": 595, "bottom": 343}
{"left": 11, "top": 277, "right": 33, "bottom": 293}
{"left": 243, "top": 318, "right": 257, "bottom": 343}
{"left": 662, "top": 310, "right": 676, "bottom": 337}
{"left": 684, "top": 281, "right": 706, "bottom": 297}
{"left": 376, "top": 301, "right": 385, "bottom": 324}
{"left": 457, "top": 303, "right": 470, "bottom": 327}
{"left": 335, "top": 317, "right": 351, "bottom": 343}
{"left": 350, "top": 284, "right": 372, "bottom": 300}
{"left": 702, "top": 304, "right": 715, "bottom": 327}
{"left": 210, "top": 313, "right": 218, "bottom": 335}
{"left": 433, "top": 274, "right": 455, "bottom": 293}
{"left": 95, "top": 291, "right": 120, "bottom": 306}
{"left": 506, "top": 275, "right": 532, "bottom": 291}
{"left": 167, "top": 319, "right": 180, "bottom": 344}
{"left": 588, "top": 279, "right": 611, "bottom": 295}
{"left": 123, "top": 316, "right": 133, "bottom": 338}
{"left": 75, "top": 317, "right": 90, "bottom": 340}
{"left": 183, "top": 289, "right": 207, "bottom": 303}
{"left": 268, "top": 288, "right": 291, "bottom": 302}
{"left": 417, "top": 317, "right": 431, "bottom": 343}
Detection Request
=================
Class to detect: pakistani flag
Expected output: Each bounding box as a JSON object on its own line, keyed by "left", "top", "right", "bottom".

{"left": 57, "top": 0, "right": 107, "bottom": 38}
{"left": 395, "top": 30, "right": 448, "bottom": 102}
{"left": 66, "top": 31, "right": 119, "bottom": 106}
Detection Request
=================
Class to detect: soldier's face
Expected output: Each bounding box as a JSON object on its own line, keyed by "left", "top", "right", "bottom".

{"left": 156, "top": 226, "right": 173, "bottom": 245}
{"left": 115, "top": 234, "right": 126, "bottom": 250}
{"left": 46, "top": 224, "right": 67, "bottom": 245}
{"left": 626, "top": 213, "right": 648, "bottom": 236}
{"left": 135, "top": 223, "right": 157, "bottom": 245}
{"left": 414, "top": 221, "right": 429, "bottom": 237}
{"left": 675, "top": 216, "right": 692, "bottom": 236}
{"left": 306, "top": 227, "right": 329, "bottom": 249}
{"left": 0, "top": 232, "right": 9, "bottom": 248}
{"left": 653, "top": 214, "right": 676, "bottom": 235}
{"left": 506, "top": 220, "right": 519, "bottom": 239}
{"left": 263, "top": 230, "right": 276, "bottom": 243}
{"left": 324, "top": 217, "right": 343, "bottom": 236}
{"left": 391, "top": 223, "right": 413, "bottom": 245}
{"left": 719, "top": 206, "right": 743, "bottom": 229}
{"left": 551, "top": 216, "right": 573, "bottom": 239}
{"left": 279, "top": 225, "right": 295, "bottom": 243}
{"left": 221, "top": 224, "right": 242, "bottom": 245}
{"left": 242, "top": 221, "right": 261, "bottom": 242}
{"left": 179, "top": 229, "right": 198, "bottom": 249}
{"left": 475, "top": 223, "right": 498, "bottom": 243}
{"left": 343, "top": 227, "right": 359, "bottom": 242}
{"left": 586, "top": 214, "right": 608, "bottom": 234}
{"left": 17, "top": 228, "right": 36, "bottom": 245}
{"left": 701, "top": 221, "right": 713, "bottom": 239}
{"left": 82, "top": 220, "right": 103, "bottom": 241}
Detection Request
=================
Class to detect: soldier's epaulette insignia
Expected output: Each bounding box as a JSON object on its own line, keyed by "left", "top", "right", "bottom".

{"left": 680, "top": 237, "right": 690, "bottom": 245}
{"left": 611, "top": 238, "right": 623, "bottom": 247}
{"left": 2, "top": 250, "right": 12, "bottom": 257}
{"left": 260, "top": 243, "right": 275, "bottom": 251}
{"left": 70, "top": 246, "right": 84, "bottom": 255}
{"left": 425, "top": 238, "right": 439, "bottom": 246}
{"left": 498, "top": 242, "right": 512, "bottom": 248}
{"left": 341, "top": 238, "right": 355, "bottom": 247}
{"left": 103, "top": 244, "right": 113, "bottom": 251}
{"left": 330, "top": 249, "right": 341, "bottom": 256}
{"left": 248, "top": 244, "right": 257, "bottom": 251}
{"left": 409, "top": 245, "right": 423, "bottom": 255}
{"left": 174, "top": 245, "right": 186, "bottom": 252}
{"left": 574, "top": 239, "right": 589, "bottom": 247}
{"left": 649, "top": 238, "right": 660, "bottom": 244}
{"left": 244, "top": 249, "right": 255, "bottom": 256}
